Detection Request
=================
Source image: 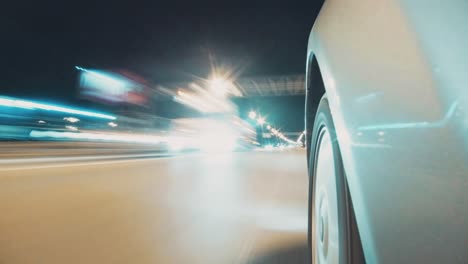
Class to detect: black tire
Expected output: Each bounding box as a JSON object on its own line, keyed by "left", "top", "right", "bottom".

{"left": 307, "top": 96, "right": 365, "bottom": 264}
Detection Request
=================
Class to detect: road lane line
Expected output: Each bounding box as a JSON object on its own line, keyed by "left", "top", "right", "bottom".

{"left": 0, "top": 153, "right": 170, "bottom": 164}
{"left": 0, "top": 153, "right": 178, "bottom": 172}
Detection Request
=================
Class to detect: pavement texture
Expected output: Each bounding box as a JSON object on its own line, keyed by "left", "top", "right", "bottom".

{"left": 0, "top": 148, "right": 308, "bottom": 264}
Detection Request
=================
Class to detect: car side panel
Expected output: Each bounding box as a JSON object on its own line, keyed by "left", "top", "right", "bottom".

{"left": 307, "top": 0, "right": 468, "bottom": 263}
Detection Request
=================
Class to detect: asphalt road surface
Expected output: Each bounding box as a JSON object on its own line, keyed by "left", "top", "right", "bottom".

{"left": 0, "top": 149, "right": 308, "bottom": 264}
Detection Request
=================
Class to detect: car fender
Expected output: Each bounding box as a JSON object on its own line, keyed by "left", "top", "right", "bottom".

{"left": 306, "top": 0, "right": 468, "bottom": 263}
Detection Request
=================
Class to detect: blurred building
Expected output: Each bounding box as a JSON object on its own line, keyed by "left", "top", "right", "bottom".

{"left": 76, "top": 66, "right": 170, "bottom": 133}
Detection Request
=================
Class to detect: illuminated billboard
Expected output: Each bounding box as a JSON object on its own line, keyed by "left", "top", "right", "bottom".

{"left": 76, "top": 66, "right": 149, "bottom": 106}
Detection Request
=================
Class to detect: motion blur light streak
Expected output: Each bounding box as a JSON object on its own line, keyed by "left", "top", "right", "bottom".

{"left": 0, "top": 96, "right": 116, "bottom": 120}
{"left": 198, "top": 126, "right": 238, "bottom": 152}
{"left": 75, "top": 66, "right": 126, "bottom": 89}
{"left": 167, "top": 137, "right": 186, "bottom": 152}
{"left": 65, "top": 125, "right": 78, "bottom": 131}
{"left": 29, "top": 130, "right": 166, "bottom": 145}
{"left": 174, "top": 94, "right": 211, "bottom": 113}
{"left": 169, "top": 118, "right": 244, "bottom": 152}
{"left": 76, "top": 66, "right": 149, "bottom": 106}
{"left": 252, "top": 207, "right": 307, "bottom": 232}
{"left": 64, "top": 117, "right": 80, "bottom": 123}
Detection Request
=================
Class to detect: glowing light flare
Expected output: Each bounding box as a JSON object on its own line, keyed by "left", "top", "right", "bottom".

{"left": 208, "top": 77, "right": 242, "bottom": 97}
{"left": 257, "top": 117, "right": 266, "bottom": 125}
{"left": 64, "top": 117, "right": 80, "bottom": 123}
{"left": 65, "top": 125, "right": 78, "bottom": 131}
{"left": 174, "top": 95, "right": 211, "bottom": 113}
{"left": 249, "top": 111, "right": 257, "bottom": 119}
{"left": 209, "top": 78, "right": 230, "bottom": 97}
{"left": 108, "top": 122, "right": 118, "bottom": 128}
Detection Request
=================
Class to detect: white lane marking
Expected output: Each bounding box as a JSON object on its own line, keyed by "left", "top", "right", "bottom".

{"left": 0, "top": 153, "right": 177, "bottom": 172}
{"left": 0, "top": 153, "right": 170, "bottom": 164}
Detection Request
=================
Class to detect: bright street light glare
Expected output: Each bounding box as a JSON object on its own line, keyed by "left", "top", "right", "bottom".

{"left": 249, "top": 111, "right": 257, "bottom": 119}
{"left": 209, "top": 78, "right": 230, "bottom": 97}
{"left": 257, "top": 117, "right": 266, "bottom": 125}
{"left": 267, "top": 125, "right": 271, "bottom": 130}
{"left": 208, "top": 74, "right": 242, "bottom": 97}
{"left": 64, "top": 117, "right": 80, "bottom": 123}
{"left": 108, "top": 122, "right": 118, "bottom": 128}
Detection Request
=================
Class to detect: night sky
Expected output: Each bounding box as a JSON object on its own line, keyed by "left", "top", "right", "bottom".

{"left": 1, "top": 0, "right": 323, "bottom": 130}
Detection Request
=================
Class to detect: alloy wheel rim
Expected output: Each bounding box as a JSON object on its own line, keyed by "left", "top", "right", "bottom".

{"left": 312, "top": 128, "right": 340, "bottom": 263}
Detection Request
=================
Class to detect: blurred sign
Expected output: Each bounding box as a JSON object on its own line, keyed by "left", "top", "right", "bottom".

{"left": 77, "top": 67, "right": 149, "bottom": 106}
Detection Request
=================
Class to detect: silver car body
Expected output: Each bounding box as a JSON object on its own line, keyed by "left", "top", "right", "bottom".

{"left": 307, "top": 0, "right": 468, "bottom": 263}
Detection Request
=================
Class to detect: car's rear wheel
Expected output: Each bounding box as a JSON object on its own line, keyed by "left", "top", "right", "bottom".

{"left": 308, "top": 96, "right": 364, "bottom": 264}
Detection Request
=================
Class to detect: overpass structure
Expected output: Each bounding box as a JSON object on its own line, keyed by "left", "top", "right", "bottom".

{"left": 152, "top": 74, "right": 307, "bottom": 140}
{"left": 155, "top": 74, "right": 305, "bottom": 98}
{"left": 234, "top": 74, "right": 305, "bottom": 97}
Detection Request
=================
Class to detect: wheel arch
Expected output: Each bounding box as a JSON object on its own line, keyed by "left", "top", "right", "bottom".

{"left": 305, "top": 1, "right": 467, "bottom": 263}
{"left": 305, "top": 12, "right": 378, "bottom": 261}
{"left": 305, "top": 53, "right": 325, "bottom": 166}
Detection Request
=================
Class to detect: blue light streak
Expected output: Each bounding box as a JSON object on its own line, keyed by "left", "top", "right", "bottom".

{"left": 0, "top": 96, "right": 116, "bottom": 120}
{"left": 75, "top": 65, "right": 127, "bottom": 88}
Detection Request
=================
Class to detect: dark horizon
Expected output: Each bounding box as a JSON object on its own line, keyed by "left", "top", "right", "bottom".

{"left": 1, "top": 0, "right": 322, "bottom": 102}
